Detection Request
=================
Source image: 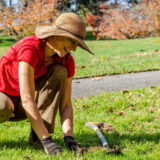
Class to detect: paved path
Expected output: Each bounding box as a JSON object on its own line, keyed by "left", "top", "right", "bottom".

{"left": 72, "top": 70, "right": 160, "bottom": 99}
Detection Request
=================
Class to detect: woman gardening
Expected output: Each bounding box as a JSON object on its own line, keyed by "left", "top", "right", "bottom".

{"left": 0, "top": 12, "right": 93, "bottom": 155}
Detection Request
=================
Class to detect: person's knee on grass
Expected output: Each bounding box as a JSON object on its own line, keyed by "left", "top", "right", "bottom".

{"left": 0, "top": 92, "right": 14, "bottom": 123}
{"left": 29, "top": 65, "right": 67, "bottom": 145}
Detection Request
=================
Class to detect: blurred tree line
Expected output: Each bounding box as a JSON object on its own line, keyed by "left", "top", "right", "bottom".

{"left": 86, "top": 0, "right": 160, "bottom": 39}
{"left": 0, "top": 0, "right": 159, "bottom": 40}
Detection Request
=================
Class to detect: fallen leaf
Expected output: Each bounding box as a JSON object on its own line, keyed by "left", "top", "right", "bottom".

{"left": 94, "top": 46, "right": 96, "bottom": 50}
{"left": 109, "top": 107, "right": 113, "bottom": 113}
{"left": 79, "top": 65, "right": 85, "bottom": 69}
{"left": 23, "top": 156, "right": 32, "bottom": 159}
{"left": 123, "top": 90, "right": 129, "bottom": 94}
{"left": 138, "top": 94, "right": 144, "bottom": 97}
{"left": 107, "top": 43, "right": 111, "bottom": 47}
{"left": 91, "top": 76, "right": 103, "bottom": 81}
{"left": 98, "top": 123, "right": 113, "bottom": 131}
{"left": 147, "top": 106, "right": 156, "bottom": 112}
{"left": 129, "top": 106, "right": 136, "bottom": 110}
{"left": 118, "top": 111, "right": 127, "bottom": 116}
{"left": 91, "top": 58, "right": 99, "bottom": 63}
{"left": 75, "top": 106, "right": 81, "bottom": 109}
{"left": 82, "top": 105, "right": 89, "bottom": 110}
{"left": 101, "top": 56, "right": 104, "bottom": 60}
{"left": 151, "top": 86, "right": 158, "bottom": 88}
{"left": 156, "top": 40, "right": 159, "bottom": 43}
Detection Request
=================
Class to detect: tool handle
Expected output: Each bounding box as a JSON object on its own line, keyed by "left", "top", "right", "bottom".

{"left": 86, "top": 122, "right": 109, "bottom": 148}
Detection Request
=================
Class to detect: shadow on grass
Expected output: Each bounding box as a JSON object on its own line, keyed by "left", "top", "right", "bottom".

{"left": 0, "top": 137, "right": 66, "bottom": 151}
{"left": 118, "top": 132, "right": 160, "bottom": 143}
{"left": 1, "top": 131, "right": 160, "bottom": 156}
{"left": 0, "top": 139, "right": 40, "bottom": 150}
{"left": 75, "top": 131, "right": 160, "bottom": 148}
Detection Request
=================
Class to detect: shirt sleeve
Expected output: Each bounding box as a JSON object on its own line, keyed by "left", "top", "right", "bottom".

{"left": 66, "top": 54, "right": 75, "bottom": 78}
{"left": 18, "top": 44, "right": 39, "bottom": 69}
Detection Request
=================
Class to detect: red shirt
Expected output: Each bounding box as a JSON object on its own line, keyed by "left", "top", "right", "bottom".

{"left": 0, "top": 35, "right": 75, "bottom": 96}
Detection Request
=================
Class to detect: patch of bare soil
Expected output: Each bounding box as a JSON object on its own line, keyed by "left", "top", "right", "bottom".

{"left": 85, "top": 145, "right": 122, "bottom": 155}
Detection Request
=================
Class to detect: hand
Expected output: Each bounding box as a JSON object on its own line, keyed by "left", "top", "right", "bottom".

{"left": 64, "top": 136, "right": 83, "bottom": 153}
{"left": 41, "top": 136, "right": 62, "bottom": 155}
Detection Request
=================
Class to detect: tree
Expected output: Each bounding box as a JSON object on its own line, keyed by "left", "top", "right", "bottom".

{"left": 0, "top": 0, "right": 7, "bottom": 10}
{"left": 87, "top": 0, "right": 160, "bottom": 40}
{"left": 0, "top": 0, "right": 59, "bottom": 39}
{"left": 8, "top": 0, "right": 12, "bottom": 6}
{"left": 86, "top": 1, "right": 110, "bottom": 37}
{"left": 155, "top": 6, "right": 160, "bottom": 34}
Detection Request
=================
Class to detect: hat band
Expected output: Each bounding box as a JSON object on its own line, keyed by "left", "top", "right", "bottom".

{"left": 54, "top": 23, "right": 84, "bottom": 40}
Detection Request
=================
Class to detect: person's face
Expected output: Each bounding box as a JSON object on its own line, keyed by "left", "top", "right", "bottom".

{"left": 46, "top": 36, "right": 78, "bottom": 57}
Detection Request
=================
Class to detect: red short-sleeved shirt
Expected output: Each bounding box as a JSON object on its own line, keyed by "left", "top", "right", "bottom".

{"left": 0, "top": 35, "right": 75, "bottom": 96}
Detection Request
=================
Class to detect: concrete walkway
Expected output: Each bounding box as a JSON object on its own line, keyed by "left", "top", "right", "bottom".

{"left": 72, "top": 70, "right": 160, "bottom": 99}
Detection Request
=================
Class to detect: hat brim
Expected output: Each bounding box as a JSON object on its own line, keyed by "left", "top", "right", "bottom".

{"left": 35, "top": 26, "right": 94, "bottom": 55}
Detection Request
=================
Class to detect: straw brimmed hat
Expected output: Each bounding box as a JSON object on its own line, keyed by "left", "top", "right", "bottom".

{"left": 35, "top": 12, "right": 94, "bottom": 55}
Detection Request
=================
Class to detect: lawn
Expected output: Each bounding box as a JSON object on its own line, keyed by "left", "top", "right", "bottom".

{"left": 73, "top": 37, "right": 160, "bottom": 78}
{"left": 0, "top": 34, "right": 160, "bottom": 78}
{"left": 1, "top": 34, "right": 160, "bottom": 159}
{"left": 1, "top": 87, "right": 160, "bottom": 159}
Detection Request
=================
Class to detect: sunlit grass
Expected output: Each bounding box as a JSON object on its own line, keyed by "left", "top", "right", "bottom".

{"left": 1, "top": 34, "right": 160, "bottom": 78}
{"left": 1, "top": 87, "right": 160, "bottom": 159}
{"left": 1, "top": 34, "right": 160, "bottom": 159}
{"left": 73, "top": 37, "right": 160, "bottom": 77}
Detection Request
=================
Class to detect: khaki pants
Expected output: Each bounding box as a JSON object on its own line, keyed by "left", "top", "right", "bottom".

{"left": 0, "top": 64, "right": 67, "bottom": 133}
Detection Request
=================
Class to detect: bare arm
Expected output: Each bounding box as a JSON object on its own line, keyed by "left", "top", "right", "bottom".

{"left": 59, "top": 77, "right": 73, "bottom": 136}
{"left": 19, "top": 61, "right": 49, "bottom": 140}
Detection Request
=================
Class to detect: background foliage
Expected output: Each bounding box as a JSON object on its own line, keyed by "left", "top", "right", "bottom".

{"left": 1, "top": 0, "right": 160, "bottom": 40}
{"left": 86, "top": 0, "right": 160, "bottom": 40}
{"left": 0, "top": 0, "right": 59, "bottom": 39}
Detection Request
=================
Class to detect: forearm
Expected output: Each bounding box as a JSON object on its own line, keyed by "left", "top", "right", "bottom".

{"left": 22, "top": 99, "right": 49, "bottom": 140}
{"left": 19, "top": 62, "right": 49, "bottom": 140}
{"left": 60, "top": 105, "right": 73, "bottom": 136}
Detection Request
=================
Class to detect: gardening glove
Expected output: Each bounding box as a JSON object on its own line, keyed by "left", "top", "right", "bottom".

{"left": 64, "top": 136, "right": 83, "bottom": 153}
{"left": 41, "top": 136, "right": 62, "bottom": 155}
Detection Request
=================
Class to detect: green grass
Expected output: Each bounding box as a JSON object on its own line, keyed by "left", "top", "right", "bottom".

{"left": 1, "top": 34, "right": 160, "bottom": 159}
{"left": 73, "top": 37, "right": 160, "bottom": 77}
{"left": 1, "top": 87, "right": 160, "bottom": 159}
{"left": 0, "top": 34, "right": 16, "bottom": 58}
{"left": 0, "top": 34, "right": 160, "bottom": 78}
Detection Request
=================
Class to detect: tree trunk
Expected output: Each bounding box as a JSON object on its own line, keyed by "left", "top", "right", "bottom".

{"left": 9, "top": 0, "right": 12, "bottom": 6}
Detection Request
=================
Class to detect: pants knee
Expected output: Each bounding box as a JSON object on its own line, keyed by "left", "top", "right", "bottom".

{"left": 0, "top": 93, "right": 14, "bottom": 123}
{"left": 53, "top": 65, "right": 67, "bottom": 81}
{"left": 49, "top": 65, "right": 67, "bottom": 85}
